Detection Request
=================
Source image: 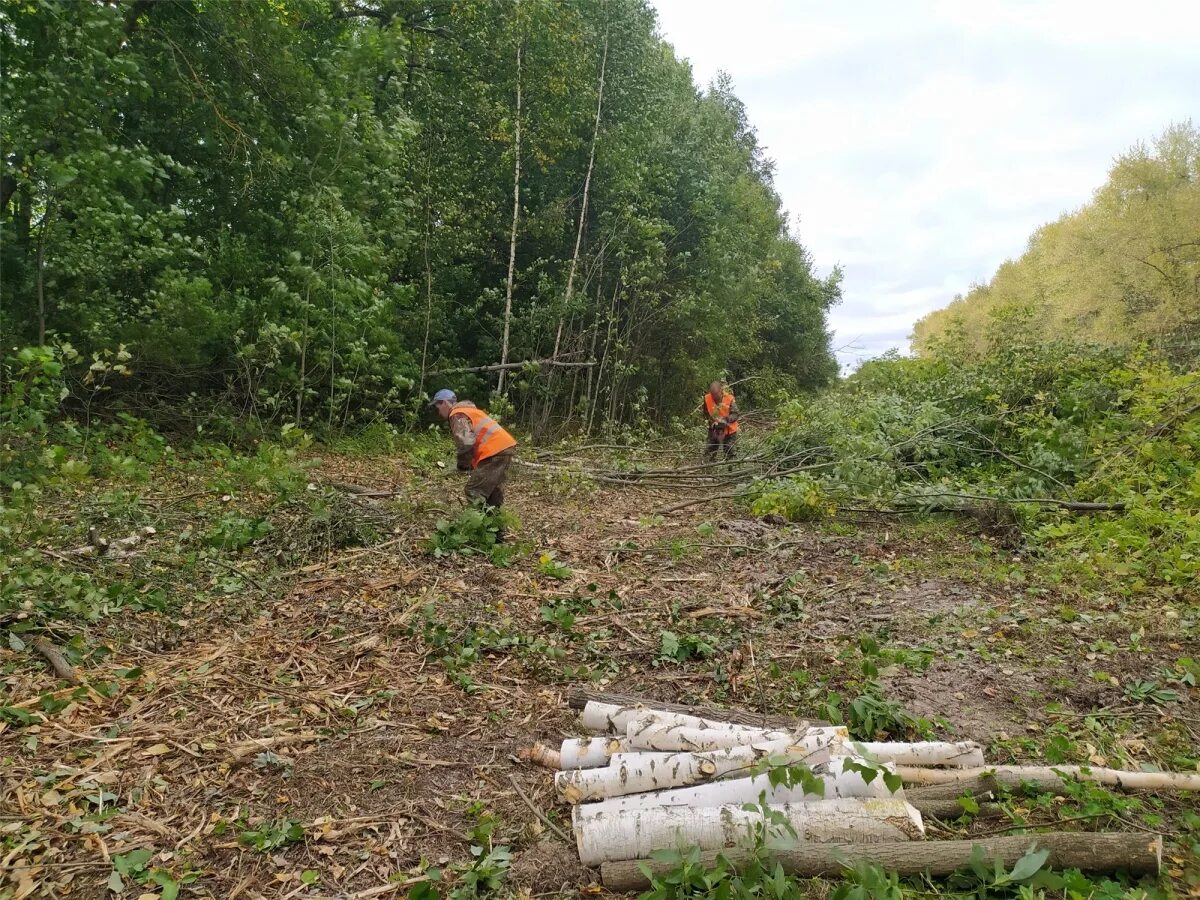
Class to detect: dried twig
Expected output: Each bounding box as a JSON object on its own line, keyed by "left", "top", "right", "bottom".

{"left": 508, "top": 773, "right": 569, "bottom": 842}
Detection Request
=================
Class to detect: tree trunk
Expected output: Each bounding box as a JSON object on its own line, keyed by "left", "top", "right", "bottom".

{"left": 577, "top": 798, "right": 924, "bottom": 868}
{"left": 602, "top": 833, "right": 1162, "bottom": 890}
{"left": 557, "top": 732, "right": 841, "bottom": 803}
{"left": 572, "top": 758, "right": 900, "bottom": 822}
{"left": 581, "top": 700, "right": 797, "bottom": 739}
{"left": 567, "top": 687, "right": 819, "bottom": 731}
{"left": 625, "top": 720, "right": 792, "bottom": 753}
{"left": 587, "top": 280, "right": 619, "bottom": 434}
{"left": 496, "top": 35, "right": 523, "bottom": 397}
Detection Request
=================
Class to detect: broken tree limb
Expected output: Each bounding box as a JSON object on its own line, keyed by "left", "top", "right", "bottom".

{"left": 558, "top": 733, "right": 842, "bottom": 803}
{"left": 573, "top": 757, "right": 901, "bottom": 822}
{"left": 224, "top": 733, "right": 322, "bottom": 767}
{"left": 898, "top": 764, "right": 1200, "bottom": 793}
{"left": 568, "top": 689, "right": 820, "bottom": 730}
{"left": 33, "top": 638, "right": 81, "bottom": 685}
{"left": 601, "top": 832, "right": 1162, "bottom": 890}
{"left": 575, "top": 798, "right": 925, "bottom": 867}
{"left": 60, "top": 526, "right": 156, "bottom": 558}
{"left": 856, "top": 741, "right": 984, "bottom": 768}
{"left": 428, "top": 357, "right": 596, "bottom": 377}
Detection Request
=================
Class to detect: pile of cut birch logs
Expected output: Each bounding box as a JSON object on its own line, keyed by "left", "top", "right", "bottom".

{"left": 520, "top": 693, "right": 1200, "bottom": 891}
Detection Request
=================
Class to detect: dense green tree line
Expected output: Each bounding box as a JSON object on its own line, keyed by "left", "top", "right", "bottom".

{"left": 912, "top": 123, "right": 1199, "bottom": 360}
{"left": 0, "top": 0, "right": 839, "bottom": 436}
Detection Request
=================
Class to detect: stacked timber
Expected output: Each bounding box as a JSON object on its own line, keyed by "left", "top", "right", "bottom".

{"left": 518, "top": 694, "right": 1188, "bottom": 890}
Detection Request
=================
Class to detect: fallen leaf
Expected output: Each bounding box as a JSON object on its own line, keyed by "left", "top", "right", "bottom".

{"left": 142, "top": 743, "right": 171, "bottom": 757}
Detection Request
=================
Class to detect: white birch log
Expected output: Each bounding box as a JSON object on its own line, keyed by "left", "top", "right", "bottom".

{"left": 898, "top": 765, "right": 1200, "bottom": 792}
{"left": 580, "top": 701, "right": 777, "bottom": 736}
{"left": 574, "top": 798, "right": 925, "bottom": 866}
{"left": 559, "top": 736, "right": 631, "bottom": 769}
{"left": 855, "top": 741, "right": 985, "bottom": 768}
{"left": 574, "top": 757, "right": 902, "bottom": 822}
{"left": 558, "top": 728, "right": 849, "bottom": 803}
{"left": 625, "top": 717, "right": 791, "bottom": 752}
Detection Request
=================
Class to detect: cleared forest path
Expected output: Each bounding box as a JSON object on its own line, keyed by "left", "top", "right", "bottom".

{"left": 5, "top": 452, "right": 1195, "bottom": 898}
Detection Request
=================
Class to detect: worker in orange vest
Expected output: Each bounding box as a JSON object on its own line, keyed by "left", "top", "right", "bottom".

{"left": 703, "top": 380, "right": 740, "bottom": 462}
{"left": 431, "top": 389, "right": 518, "bottom": 508}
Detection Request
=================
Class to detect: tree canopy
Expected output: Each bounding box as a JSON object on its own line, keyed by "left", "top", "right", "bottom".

{"left": 0, "top": 0, "right": 839, "bottom": 435}
{"left": 912, "top": 123, "right": 1200, "bottom": 360}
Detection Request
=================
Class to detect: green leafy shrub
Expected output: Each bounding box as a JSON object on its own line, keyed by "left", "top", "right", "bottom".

{"left": 761, "top": 341, "right": 1199, "bottom": 597}
{"left": 749, "top": 474, "right": 830, "bottom": 521}
{"left": 426, "top": 506, "right": 519, "bottom": 559}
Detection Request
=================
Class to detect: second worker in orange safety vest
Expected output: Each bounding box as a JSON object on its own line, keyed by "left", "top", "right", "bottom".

{"left": 430, "top": 389, "right": 518, "bottom": 508}
{"left": 703, "top": 380, "right": 740, "bottom": 462}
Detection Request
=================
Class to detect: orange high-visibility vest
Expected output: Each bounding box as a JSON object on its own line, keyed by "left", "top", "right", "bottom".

{"left": 450, "top": 404, "right": 517, "bottom": 467}
{"left": 704, "top": 392, "right": 739, "bottom": 434}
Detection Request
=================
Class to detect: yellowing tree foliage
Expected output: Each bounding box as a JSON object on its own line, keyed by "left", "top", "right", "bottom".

{"left": 912, "top": 123, "right": 1200, "bottom": 358}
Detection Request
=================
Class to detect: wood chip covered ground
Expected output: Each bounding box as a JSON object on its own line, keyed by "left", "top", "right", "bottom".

{"left": 3, "top": 450, "right": 1198, "bottom": 898}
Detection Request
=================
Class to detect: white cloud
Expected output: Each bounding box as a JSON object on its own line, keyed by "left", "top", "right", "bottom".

{"left": 652, "top": 0, "right": 1200, "bottom": 370}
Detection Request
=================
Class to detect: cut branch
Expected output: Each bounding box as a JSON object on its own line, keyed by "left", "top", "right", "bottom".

{"left": 429, "top": 357, "right": 595, "bottom": 377}
{"left": 33, "top": 639, "right": 82, "bottom": 686}
{"left": 898, "top": 764, "right": 1200, "bottom": 793}
{"left": 60, "top": 527, "right": 157, "bottom": 558}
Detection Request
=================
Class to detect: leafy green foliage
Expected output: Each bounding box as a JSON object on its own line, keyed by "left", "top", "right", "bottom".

{"left": 762, "top": 341, "right": 1198, "bottom": 597}
{"left": 535, "top": 551, "right": 572, "bottom": 580}
{"left": 749, "top": 474, "right": 830, "bottom": 522}
{"left": 914, "top": 123, "right": 1200, "bottom": 356}
{"left": 639, "top": 799, "right": 806, "bottom": 900}
{"left": 0, "top": 0, "right": 837, "bottom": 436}
{"left": 657, "top": 630, "right": 717, "bottom": 664}
{"left": 238, "top": 819, "right": 305, "bottom": 852}
{"left": 426, "top": 507, "right": 519, "bottom": 559}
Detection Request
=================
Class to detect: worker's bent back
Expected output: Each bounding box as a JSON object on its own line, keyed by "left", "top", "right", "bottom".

{"left": 450, "top": 403, "right": 518, "bottom": 467}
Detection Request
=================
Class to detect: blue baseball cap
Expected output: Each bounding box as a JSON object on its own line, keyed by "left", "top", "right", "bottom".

{"left": 430, "top": 388, "right": 457, "bottom": 406}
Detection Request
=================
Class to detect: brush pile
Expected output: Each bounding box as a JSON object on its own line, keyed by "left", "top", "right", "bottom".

{"left": 520, "top": 694, "right": 1190, "bottom": 891}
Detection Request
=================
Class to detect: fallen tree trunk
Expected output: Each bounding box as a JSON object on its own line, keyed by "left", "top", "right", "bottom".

{"left": 575, "top": 798, "right": 924, "bottom": 867}
{"left": 581, "top": 701, "right": 801, "bottom": 738}
{"left": 573, "top": 758, "right": 900, "bottom": 822}
{"left": 566, "top": 688, "right": 821, "bottom": 730}
{"left": 602, "top": 832, "right": 1162, "bottom": 890}
{"left": 558, "top": 732, "right": 842, "bottom": 803}
{"left": 898, "top": 765, "right": 1200, "bottom": 793}
{"left": 857, "top": 741, "right": 984, "bottom": 768}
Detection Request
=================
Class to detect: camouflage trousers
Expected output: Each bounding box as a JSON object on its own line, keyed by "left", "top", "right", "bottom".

{"left": 466, "top": 447, "right": 515, "bottom": 508}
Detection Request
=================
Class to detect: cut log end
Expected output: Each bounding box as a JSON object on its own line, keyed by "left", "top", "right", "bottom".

{"left": 518, "top": 743, "right": 562, "bottom": 770}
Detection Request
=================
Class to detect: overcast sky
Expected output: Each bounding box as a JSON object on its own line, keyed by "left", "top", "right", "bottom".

{"left": 651, "top": 0, "right": 1200, "bottom": 370}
